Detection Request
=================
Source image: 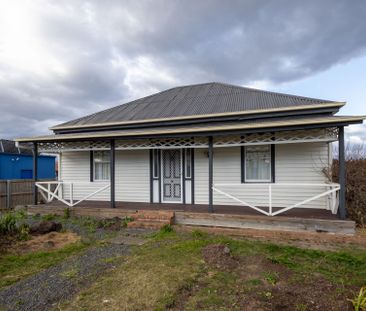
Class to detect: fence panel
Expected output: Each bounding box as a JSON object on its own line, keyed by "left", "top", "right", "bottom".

{"left": 0, "top": 181, "right": 7, "bottom": 209}
{"left": 0, "top": 179, "right": 55, "bottom": 209}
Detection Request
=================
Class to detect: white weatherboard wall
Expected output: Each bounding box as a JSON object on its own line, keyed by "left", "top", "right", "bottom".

{"left": 195, "top": 143, "right": 331, "bottom": 209}
{"left": 60, "top": 150, "right": 150, "bottom": 202}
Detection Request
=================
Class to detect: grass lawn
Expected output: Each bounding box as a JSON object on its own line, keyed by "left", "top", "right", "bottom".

{"left": 0, "top": 241, "right": 89, "bottom": 289}
{"left": 61, "top": 228, "right": 366, "bottom": 311}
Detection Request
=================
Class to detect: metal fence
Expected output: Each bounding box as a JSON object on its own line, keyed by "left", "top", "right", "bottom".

{"left": 0, "top": 179, "right": 54, "bottom": 209}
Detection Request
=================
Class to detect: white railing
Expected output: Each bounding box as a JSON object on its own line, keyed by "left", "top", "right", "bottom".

{"left": 212, "top": 183, "right": 340, "bottom": 216}
{"left": 36, "top": 181, "right": 110, "bottom": 207}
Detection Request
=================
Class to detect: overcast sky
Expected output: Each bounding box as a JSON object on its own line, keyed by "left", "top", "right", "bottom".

{"left": 0, "top": 0, "right": 365, "bottom": 142}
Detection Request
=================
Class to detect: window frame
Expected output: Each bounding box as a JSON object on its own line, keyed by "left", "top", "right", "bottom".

{"left": 185, "top": 149, "right": 192, "bottom": 179}
{"left": 93, "top": 150, "right": 110, "bottom": 181}
{"left": 241, "top": 145, "right": 275, "bottom": 183}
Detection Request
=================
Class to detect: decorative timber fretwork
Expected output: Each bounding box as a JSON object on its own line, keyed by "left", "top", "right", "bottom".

{"left": 36, "top": 128, "right": 338, "bottom": 153}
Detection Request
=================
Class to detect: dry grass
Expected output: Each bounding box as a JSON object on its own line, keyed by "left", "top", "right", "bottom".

{"left": 15, "top": 232, "right": 80, "bottom": 254}
{"left": 62, "top": 234, "right": 205, "bottom": 310}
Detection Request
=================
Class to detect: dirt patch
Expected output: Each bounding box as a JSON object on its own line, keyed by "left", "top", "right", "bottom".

{"left": 176, "top": 245, "right": 355, "bottom": 310}
{"left": 237, "top": 256, "right": 355, "bottom": 310}
{"left": 30, "top": 220, "right": 63, "bottom": 235}
{"left": 268, "top": 277, "right": 354, "bottom": 311}
{"left": 202, "top": 244, "right": 238, "bottom": 270}
{"left": 14, "top": 232, "right": 80, "bottom": 254}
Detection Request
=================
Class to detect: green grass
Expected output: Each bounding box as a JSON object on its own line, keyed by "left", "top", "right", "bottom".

{"left": 60, "top": 232, "right": 366, "bottom": 310}
{"left": 0, "top": 242, "right": 89, "bottom": 288}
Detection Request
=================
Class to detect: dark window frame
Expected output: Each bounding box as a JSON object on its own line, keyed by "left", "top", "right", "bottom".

{"left": 241, "top": 144, "right": 275, "bottom": 183}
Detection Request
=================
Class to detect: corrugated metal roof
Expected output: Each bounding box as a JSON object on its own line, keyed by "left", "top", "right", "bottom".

{"left": 0, "top": 139, "right": 33, "bottom": 155}
{"left": 18, "top": 115, "right": 365, "bottom": 142}
{"left": 52, "top": 82, "right": 343, "bottom": 130}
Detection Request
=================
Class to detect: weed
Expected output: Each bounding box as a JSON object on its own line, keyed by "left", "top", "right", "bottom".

{"left": 17, "top": 223, "right": 30, "bottom": 241}
{"left": 152, "top": 224, "right": 176, "bottom": 240}
{"left": 61, "top": 268, "right": 79, "bottom": 279}
{"left": 63, "top": 208, "right": 71, "bottom": 219}
{"left": 121, "top": 216, "right": 134, "bottom": 228}
{"left": 262, "top": 291, "right": 273, "bottom": 300}
{"left": 263, "top": 271, "right": 279, "bottom": 285}
{"left": 296, "top": 303, "right": 308, "bottom": 311}
{"left": 0, "top": 213, "right": 17, "bottom": 235}
{"left": 42, "top": 214, "right": 56, "bottom": 221}
{"left": 191, "top": 229, "right": 208, "bottom": 239}
{"left": 349, "top": 286, "right": 366, "bottom": 311}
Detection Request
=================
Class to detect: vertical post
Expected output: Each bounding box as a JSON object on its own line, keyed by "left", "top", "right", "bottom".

{"left": 6, "top": 180, "right": 11, "bottom": 209}
{"left": 47, "top": 183, "right": 51, "bottom": 202}
{"left": 208, "top": 136, "right": 213, "bottom": 212}
{"left": 268, "top": 184, "right": 272, "bottom": 216}
{"left": 110, "top": 139, "right": 116, "bottom": 208}
{"left": 33, "top": 142, "right": 38, "bottom": 205}
{"left": 70, "top": 183, "right": 74, "bottom": 206}
{"left": 338, "top": 126, "right": 346, "bottom": 219}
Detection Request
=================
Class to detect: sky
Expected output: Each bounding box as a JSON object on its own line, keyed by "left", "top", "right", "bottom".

{"left": 0, "top": 0, "right": 365, "bottom": 142}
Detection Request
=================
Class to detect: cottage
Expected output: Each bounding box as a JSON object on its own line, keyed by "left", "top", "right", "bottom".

{"left": 17, "top": 83, "right": 365, "bottom": 223}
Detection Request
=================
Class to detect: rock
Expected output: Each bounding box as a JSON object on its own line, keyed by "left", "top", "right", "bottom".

{"left": 30, "top": 221, "right": 62, "bottom": 235}
{"left": 223, "top": 246, "right": 231, "bottom": 254}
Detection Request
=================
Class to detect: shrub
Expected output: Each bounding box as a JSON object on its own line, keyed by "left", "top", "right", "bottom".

{"left": 17, "top": 223, "right": 30, "bottom": 241}
{"left": 329, "top": 158, "right": 366, "bottom": 226}
{"left": 0, "top": 213, "right": 17, "bottom": 235}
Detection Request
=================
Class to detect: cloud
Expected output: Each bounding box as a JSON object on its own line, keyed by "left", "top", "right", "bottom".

{"left": 0, "top": 0, "right": 366, "bottom": 139}
{"left": 345, "top": 123, "right": 366, "bottom": 144}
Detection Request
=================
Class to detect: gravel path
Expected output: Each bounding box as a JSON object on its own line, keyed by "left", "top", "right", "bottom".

{"left": 0, "top": 243, "right": 130, "bottom": 311}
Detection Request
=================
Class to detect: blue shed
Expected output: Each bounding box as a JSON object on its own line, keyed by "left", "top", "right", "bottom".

{"left": 0, "top": 139, "right": 56, "bottom": 180}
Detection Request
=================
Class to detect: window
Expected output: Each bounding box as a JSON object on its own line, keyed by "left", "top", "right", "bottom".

{"left": 245, "top": 145, "right": 271, "bottom": 182}
{"left": 185, "top": 149, "right": 192, "bottom": 178}
{"left": 93, "top": 151, "right": 110, "bottom": 181}
{"left": 152, "top": 149, "right": 159, "bottom": 179}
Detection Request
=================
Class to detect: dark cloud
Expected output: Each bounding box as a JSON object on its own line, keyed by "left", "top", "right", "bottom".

{"left": 0, "top": 0, "right": 366, "bottom": 138}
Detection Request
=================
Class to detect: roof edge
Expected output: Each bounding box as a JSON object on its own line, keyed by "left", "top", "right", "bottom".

{"left": 18, "top": 115, "right": 364, "bottom": 143}
{"left": 50, "top": 102, "right": 345, "bottom": 131}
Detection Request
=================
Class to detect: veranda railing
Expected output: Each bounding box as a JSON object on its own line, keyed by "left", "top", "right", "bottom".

{"left": 212, "top": 183, "right": 340, "bottom": 216}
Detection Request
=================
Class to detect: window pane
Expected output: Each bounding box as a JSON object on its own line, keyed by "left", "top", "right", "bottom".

{"left": 185, "top": 149, "right": 191, "bottom": 178}
{"left": 94, "top": 151, "right": 110, "bottom": 180}
{"left": 245, "top": 145, "right": 271, "bottom": 181}
{"left": 153, "top": 149, "right": 159, "bottom": 178}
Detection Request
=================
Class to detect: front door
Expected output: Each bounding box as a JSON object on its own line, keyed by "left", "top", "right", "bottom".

{"left": 161, "top": 149, "right": 182, "bottom": 202}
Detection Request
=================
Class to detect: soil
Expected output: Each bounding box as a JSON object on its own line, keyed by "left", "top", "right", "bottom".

{"left": 173, "top": 243, "right": 355, "bottom": 311}
{"left": 202, "top": 243, "right": 238, "bottom": 270}
{"left": 30, "top": 220, "right": 63, "bottom": 235}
